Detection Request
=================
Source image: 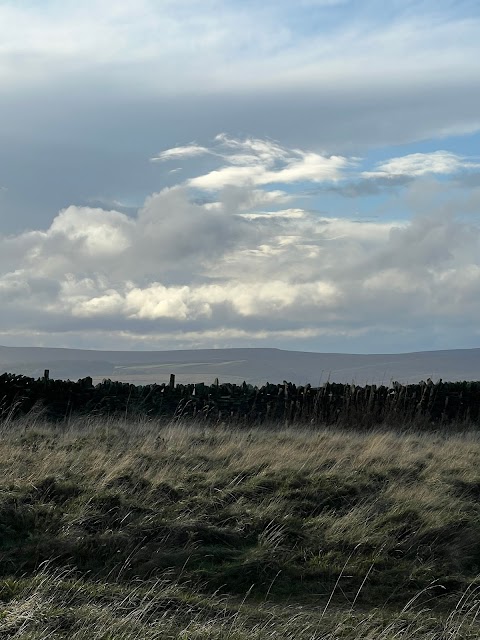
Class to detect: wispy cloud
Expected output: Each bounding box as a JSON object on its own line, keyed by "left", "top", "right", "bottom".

{"left": 150, "top": 144, "right": 210, "bottom": 162}
{"left": 166, "top": 135, "right": 355, "bottom": 190}
{"left": 363, "top": 151, "right": 480, "bottom": 179}
{"left": 154, "top": 137, "right": 480, "bottom": 196}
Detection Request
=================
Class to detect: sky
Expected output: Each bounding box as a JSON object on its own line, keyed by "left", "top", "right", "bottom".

{"left": 1, "top": 0, "right": 480, "bottom": 353}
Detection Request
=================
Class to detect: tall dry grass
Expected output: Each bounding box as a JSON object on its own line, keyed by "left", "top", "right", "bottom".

{"left": 1, "top": 415, "right": 480, "bottom": 637}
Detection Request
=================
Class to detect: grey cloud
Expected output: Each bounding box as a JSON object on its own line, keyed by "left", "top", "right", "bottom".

{"left": 453, "top": 172, "right": 480, "bottom": 188}
{"left": 373, "top": 216, "right": 461, "bottom": 271}
{"left": 130, "top": 187, "right": 254, "bottom": 281}
{"left": 1, "top": 187, "right": 254, "bottom": 289}
{"left": 322, "top": 175, "right": 413, "bottom": 197}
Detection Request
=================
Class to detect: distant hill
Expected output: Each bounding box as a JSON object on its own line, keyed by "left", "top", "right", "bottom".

{"left": 1, "top": 345, "right": 479, "bottom": 386}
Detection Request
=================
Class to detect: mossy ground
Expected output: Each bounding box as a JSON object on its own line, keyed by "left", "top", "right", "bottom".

{"left": 1, "top": 416, "right": 480, "bottom": 638}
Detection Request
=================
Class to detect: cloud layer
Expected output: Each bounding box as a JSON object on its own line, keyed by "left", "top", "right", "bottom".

{"left": 1, "top": 2, "right": 480, "bottom": 352}
{"left": 1, "top": 136, "right": 480, "bottom": 351}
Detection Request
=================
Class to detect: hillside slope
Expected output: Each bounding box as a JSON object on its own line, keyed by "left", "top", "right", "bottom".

{"left": 0, "top": 345, "right": 479, "bottom": 385}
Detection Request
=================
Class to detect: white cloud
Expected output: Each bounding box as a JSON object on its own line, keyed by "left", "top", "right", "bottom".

{"left": 363, "top": 151, "right": 480, "bottom": 178}
{"left": 215, "top": 134, "right": 289, "bottom": 163}
{"left": 70, "top": 277, "right": 339, "bottom": 322}
{"left": 187, "top": 136, "right": 352, "bottom": 190}
{"left": 240, "top": 208, "right": 306, "bottom": 220}
{"left": 49, "top": 206, "right": 133, "bottom": 256}
{"left": 1, "top": 173, "right": 479, "bottom": 351}
{"left": 270, "top": 153, "right": 351, "bottom": 183}
{"left": 150, "top": 144, "right": 210, "bottom": 162}
{"left": 189, "top": 165, "right": 263, "bottom": 190}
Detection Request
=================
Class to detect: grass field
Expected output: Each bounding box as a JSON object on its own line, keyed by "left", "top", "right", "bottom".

{"left": 1, "top": 415, "right": 480, "bottom": 638}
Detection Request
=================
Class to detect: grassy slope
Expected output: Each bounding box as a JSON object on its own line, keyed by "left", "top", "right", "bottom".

{"left": 1, "top": 417, "right": 480, "bottom": 638}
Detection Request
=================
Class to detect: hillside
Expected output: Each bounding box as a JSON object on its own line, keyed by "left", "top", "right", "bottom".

{"left": 0, "top": 345, "right": 479, "bottom": 385}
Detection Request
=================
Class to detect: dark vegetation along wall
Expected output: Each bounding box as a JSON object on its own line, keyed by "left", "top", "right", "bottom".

{"left": 1, "top": 371, "right": 480, "bottom": 426}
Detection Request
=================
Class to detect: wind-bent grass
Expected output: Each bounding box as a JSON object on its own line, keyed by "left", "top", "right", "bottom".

{"left": 1, "top": 415, "right": 480, "bottom": 637}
